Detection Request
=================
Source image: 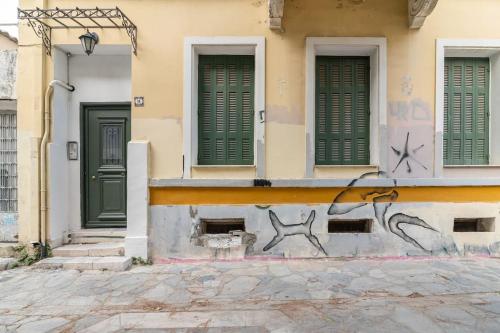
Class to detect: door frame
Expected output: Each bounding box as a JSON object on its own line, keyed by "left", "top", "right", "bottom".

{"left": 80, "top": 102, "right": 131, "bottom": 229}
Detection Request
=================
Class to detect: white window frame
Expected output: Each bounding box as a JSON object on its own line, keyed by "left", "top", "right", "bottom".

{"left": 183, "top": 37, "right": 266, "bottom": 179}
{"left": 305, "top": 37, "right": 387, "bottom": 177}
{"left": 435, "top": 39, "right": 500, "bottom": 177}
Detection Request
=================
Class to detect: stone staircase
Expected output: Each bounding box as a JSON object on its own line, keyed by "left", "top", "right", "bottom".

{"left": 35, "top": 229, "right": 132, "bottom": 271}
{"left": 69, "top": 228, "right": 127, "bottom": 244}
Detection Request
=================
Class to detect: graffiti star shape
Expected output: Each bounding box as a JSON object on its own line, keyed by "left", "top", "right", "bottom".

{"left": 391, "top": 132, "right": 427, "bottom": 173}
{"left": 263, "top": 210, "right": 327, "bottom": 256}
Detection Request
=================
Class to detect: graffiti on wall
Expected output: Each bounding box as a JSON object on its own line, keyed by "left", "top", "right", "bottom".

{"left": 389, "top": 98, "right": 432, "bottom": 123}
{"left": 328, "top": 171, "right": 439, "bottom": 252}
{"left": 262, "top": 171, "right": 439, "bottom": 255}
{"left": 388, "top": 75, "right": 433, "bottom": 178}
{"left": 390, "top": 132, "right": 427, "bottom": 174}
{"left": 263, "top": 210, "right": 327, "bottom": 255}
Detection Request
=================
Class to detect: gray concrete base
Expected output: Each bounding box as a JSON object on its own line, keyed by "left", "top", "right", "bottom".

{"left": 150, "top": 203, "right": 500, "bottom": 259}
{"left": 34, "top": 256, "right": 132, "bottom": 271}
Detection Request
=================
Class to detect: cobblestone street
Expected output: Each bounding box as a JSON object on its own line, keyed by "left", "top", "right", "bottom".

{"left": 0, "top": 257, "right": 499, "bottom": 332}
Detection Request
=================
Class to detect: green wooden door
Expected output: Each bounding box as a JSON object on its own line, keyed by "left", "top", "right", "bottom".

{"left": 83, "top": 104, "right": 130, "bottom": 228}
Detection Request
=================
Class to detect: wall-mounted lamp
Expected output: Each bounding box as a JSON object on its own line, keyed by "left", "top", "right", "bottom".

{"left": 79, "top": 30, "right": 99, "bottom": 55}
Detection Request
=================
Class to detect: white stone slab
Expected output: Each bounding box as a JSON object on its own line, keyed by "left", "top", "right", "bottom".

{"left": 35, "top": 256, "right": 131, "bottom": 271}
{"left": 52, "top": 243, "right": 124, "bottom": 257}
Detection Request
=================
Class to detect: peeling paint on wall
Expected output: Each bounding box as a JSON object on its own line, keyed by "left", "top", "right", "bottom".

{"left": 0, "top": 50, "right": 16, "bottom": 99}
{"left": 266, "top": 105, "right": 304, "bottom": 125}
{"left": 0, "top": 213, "right": 18, "bottom": 242}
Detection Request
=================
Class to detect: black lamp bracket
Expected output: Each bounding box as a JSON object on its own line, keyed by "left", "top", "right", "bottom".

{"left": 18, "top": 7, "right": 137, "bottom": 56}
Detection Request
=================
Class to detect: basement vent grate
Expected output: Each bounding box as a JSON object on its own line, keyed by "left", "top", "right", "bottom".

{"left": 453, "top": 218, "right": 495, "bottom": 232}
{"left": 328, "top": 219, "right": 372, "bottom": 233}
{"left": 201, "top": 219, "right": 246, "bottom": 234}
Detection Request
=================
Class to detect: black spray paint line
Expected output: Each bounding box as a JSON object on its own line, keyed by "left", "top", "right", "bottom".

{"left": 388, "top": 213, "right": 438, "bottom": 253}
{"left": 328, "top": 171, "right": 440, "bottom": 252}
{"left": 391, "top": 132, "right": 427, "bottom": 174}
{"left": 263, "top": 210, "right": 327, "bottom": 256}
{"left": 328, "top": 171, "right": 397, "bottom": 228}
{"left": 373, "top": 190, "right": 399, "bottom": 230}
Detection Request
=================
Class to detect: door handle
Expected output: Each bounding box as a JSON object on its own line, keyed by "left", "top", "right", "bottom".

{"left": 91, "top": 175, "right": 96, "bottom": 180}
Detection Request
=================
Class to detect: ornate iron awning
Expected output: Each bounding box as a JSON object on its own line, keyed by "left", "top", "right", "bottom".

{"left": 18, "top": 7, "right": 137, "bottom": 56}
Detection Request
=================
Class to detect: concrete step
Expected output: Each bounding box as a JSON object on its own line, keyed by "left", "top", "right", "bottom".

{"left": 0, "top": 243, "right": 17, "bottom": 258}
{"left": 52, "top": 242, "right": 125, "bottom": 257}
{"left": 70, "top": 229, "right": 126, "bottom": 244}
{"left": 0, "top": 258, "right": 16, "bottom": 271}
{"left": 34, "top": 256, "right": 132, "bottom": 271}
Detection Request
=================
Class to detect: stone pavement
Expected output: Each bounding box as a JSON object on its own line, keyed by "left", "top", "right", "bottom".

{"left": 1, "top": 257, "right": 500, "bottom": 332}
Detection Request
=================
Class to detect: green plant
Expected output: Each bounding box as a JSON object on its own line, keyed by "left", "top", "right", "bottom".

{"left": 12, "top": 243, "right": 52, "bottom": 266}
{"left": 13, "top": 245, "right": 41, "bottom": 266}
{"left": 132, "top": 257, "right": 153, "bottom": 265}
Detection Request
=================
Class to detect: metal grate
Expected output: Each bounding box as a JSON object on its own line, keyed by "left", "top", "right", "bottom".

{"left": 0, "top": 112, "right": 17, "bottom": 212}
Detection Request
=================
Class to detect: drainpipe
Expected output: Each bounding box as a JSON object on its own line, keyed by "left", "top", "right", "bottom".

{"left": 40, "top": 80, "right": 75, "bottom": 257}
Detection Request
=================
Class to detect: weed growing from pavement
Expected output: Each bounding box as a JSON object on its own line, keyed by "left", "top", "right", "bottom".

{"left": 132, "top": 257, "right": 153, "bottom": 265}
{"left": 13, "top": 244, "right": 51, "bottom": 267}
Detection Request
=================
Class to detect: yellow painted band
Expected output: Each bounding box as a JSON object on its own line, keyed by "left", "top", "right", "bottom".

{"left": 150, "top": 186, "right": 500, "bottom": 205}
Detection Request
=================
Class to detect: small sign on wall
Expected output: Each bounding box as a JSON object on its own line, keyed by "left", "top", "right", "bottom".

{"left": 67, "top": 141, "right": 78, "bottom": 160}
{"left": 134, "top": 96, "right": 145, "bottom": 107}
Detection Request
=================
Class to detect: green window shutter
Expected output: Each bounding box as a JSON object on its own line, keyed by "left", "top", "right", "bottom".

{"left": 198, "top": 55, "right": 254, "bottom": 165}
{"left": 444, "top": 58, "right": 489, "bottom": 165}
{"left": 315, "top": 56, "right": 370, "bottom": 165}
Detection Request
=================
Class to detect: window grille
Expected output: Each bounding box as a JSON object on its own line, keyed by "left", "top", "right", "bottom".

{"left": 0, "top": 112, "right": 17, "bottom": 212}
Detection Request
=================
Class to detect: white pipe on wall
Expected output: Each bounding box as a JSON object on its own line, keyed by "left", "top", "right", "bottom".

{"left": 40, "top": 80, "right": 75, "bottom": 255}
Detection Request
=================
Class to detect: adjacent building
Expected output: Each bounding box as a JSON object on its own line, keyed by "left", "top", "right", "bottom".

{"left": 0, "top": 30, "right": 17, "bottom": 243}
{"left": 15, "top": 0, "right": 500, "bottom": 261}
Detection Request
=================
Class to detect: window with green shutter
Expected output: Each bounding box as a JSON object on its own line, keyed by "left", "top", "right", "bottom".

{"left": 444, "top": 58, "right": 490, "bottom": 165}
{"left": 198, "top": 55, "right": 255, "bottom": 165}
{"left": 315, "top": 56, "right": 370, "bottom": 165}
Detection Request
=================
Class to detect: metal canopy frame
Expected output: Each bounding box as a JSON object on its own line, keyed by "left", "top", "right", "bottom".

{"left": 18, "top": 7, "right": 137, "bottom": 56}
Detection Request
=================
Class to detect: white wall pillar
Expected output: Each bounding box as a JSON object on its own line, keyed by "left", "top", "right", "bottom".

{"left": 125, "top": 140, "right": 150, "bottom": 259}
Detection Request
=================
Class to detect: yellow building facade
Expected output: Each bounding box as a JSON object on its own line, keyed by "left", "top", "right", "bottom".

{"left": 16, "top": 0, "right": 500, "bottom": 259}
